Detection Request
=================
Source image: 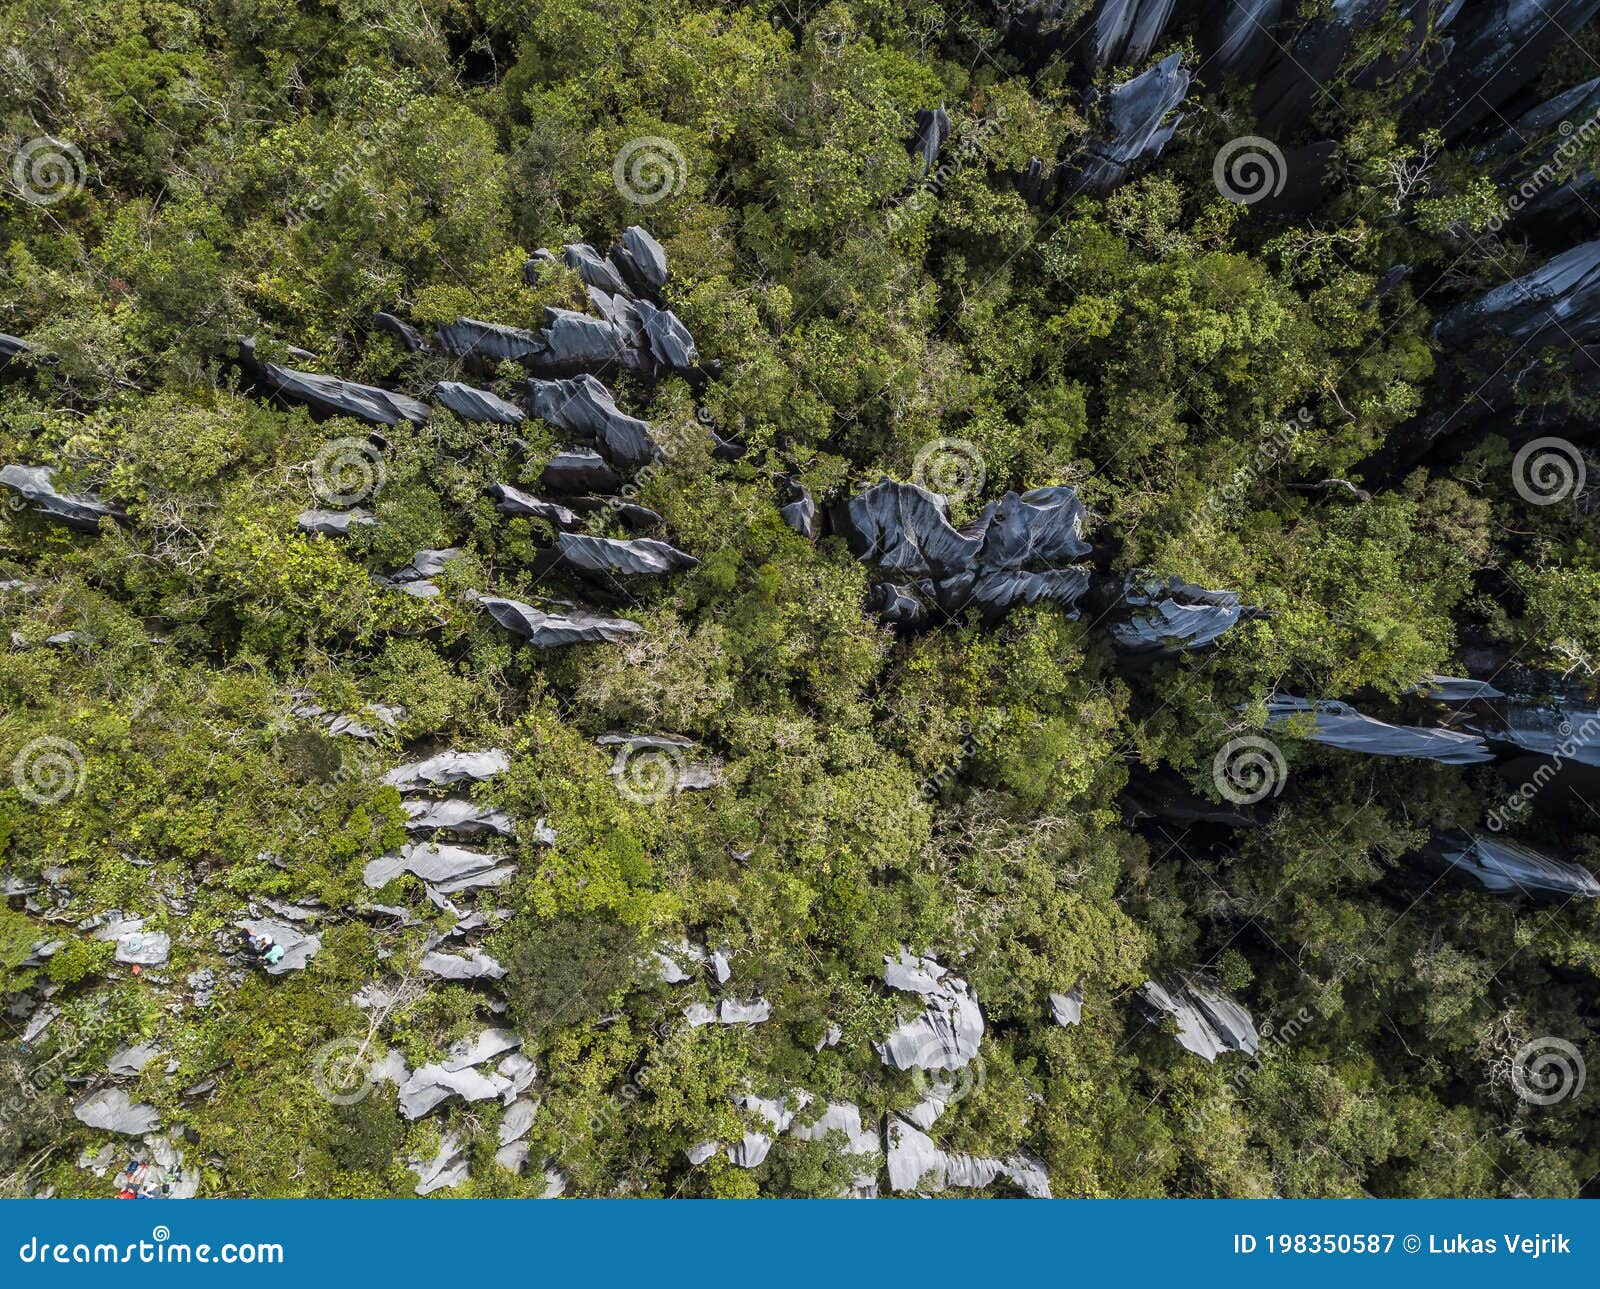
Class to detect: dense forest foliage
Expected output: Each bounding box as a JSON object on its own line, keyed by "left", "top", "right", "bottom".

{"left": 2, "top": 0, "right": 1598, "bottom": 1199}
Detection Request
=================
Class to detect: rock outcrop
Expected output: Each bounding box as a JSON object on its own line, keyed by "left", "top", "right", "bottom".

{"left": 553, "top": 532, "right": 699, "bottom": 576}
{"left": 1109, "top": 572, "right": 1246, "bottom": 652}
{"left": 237, "top": 338, "right": 429, "bottom": 426}
{"left": 1066, "top": 53, "right": 1190, "bottom": 196}
{"left": 875, "top": 951, "right": 984, "bottom": 1072}
{"left": 0, "top": 464, "right": 127, "bottom": 531}
{"left": 480, "top": 596, "right": 643, "bottom": 647}
{"left": 1265, "top": 696, "right": 1494, "bottom": 764}
{"left": 1141, "top": 976, "right": 1260, "bottom": 1061}
{"left": 835, "top": 480, "right": 1094, "bottom": 626}
{"left": 1431, "top": 831, "right": 1600, "bottom": 898}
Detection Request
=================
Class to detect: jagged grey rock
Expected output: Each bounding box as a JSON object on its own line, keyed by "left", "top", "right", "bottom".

{"left": 532, "top": 306, "right": 636, "bottom": 371}
{"left": 1068, "top": 53, "right": 1189, "bottom": 196}
{"left": 1252, "top": 0, "right": 1389, "bottom": 133}
{"left": 500, "top": 1098, "right": 538, "bottom": 1147}
{"left": 1050, "top": 983, "right": 1084, "bottom": 1027}
{"left": 237, "top": 918, "right": 321, "bottom": 974}
{"left": 376, "top": 547, "right": 461, "bottom": 598}
{"left": 542, "top": 448, "right": 623, "bottom": 493}
{"left": 725, "top": 1133, "right": 772, "bottom": 1168}
{"left": 1427, "top": 0, "right": 1600, "bottom": 138}
{"left": 1408, "top": 675, "right": 1505, "bottom": 702}
{"left": 527, "top": 374, "right": 659, "bottom": 468}
{"left": 237, "top": 339, "right": 429, "bottom": 426}
{"left": 373, "top": 311, "right": 426, "bottom": 353}
{"left": 969, "top": 486, "right": 1092, "bottom": 568}
{"left": 402, "top": 796, "right": 516, "bottom": 838}
{"left": 433, "top": 380, "right": 526, "bottom": 425}
{"left": 867, "top": 582, "right": 930, "bottom": 628}
{"left": 635, "top": 300, "right": 699, "bottom": 371}
{"left": 562, "top": 242, "right": 632, "bottom": 295}
{"left": 839, "top": 480, "right": 1093, "bottom": 625}
{"left": 1266, "top": 696, "right": 1494, "bottom": 764}
{"left": 0, "top": 332, "right": 32, "bottom": 369}
{"left": 910, "top": 106, "right": 950, "bottom": 172}
{"left": 610, "top": 226, "right": 670, "bottom": 296}
{"left": 1141, "top": 977, "right": 1260, "bottom": 1061}
{"left": 107, "top": 1043, "right": 162, "bottom": 1077}
{"left": 399, "top": 1065, "right": 511, "bottom": 1119}
{"left": 1083, "top": 0, "right": 1177, "bottom": 68}
{"left": 1434, "top": 241, "right": 1600, "bottom": 354}
{"left": 434, "top": 317, "right": 545, "bottom": 369}
{"left": 443, "top": 1029, "right": 521, "bottom": 1072}
{"left": 297, "top": 508, "right": 374, "bottom": 537}
{"left": 488, "top": 483, "right": 578, "bottom": 527}
{"left": 789, "top": 1101, "right": 881, "bottom": 1158}
{"left": 74, "top": 1089, "right": 161, "bottom": 1136}
{"left": 876, "top": 951, "right": 984, "bottom": 1072}
{"left": 0, "top": 464, "right": 126, "bottom": 531}
{"left": 1478, "top": 685, "right": 1600, "bottom": 767}
{"left": 481, "top": 596, "right": 643, "bottom": 647}
{"left": 834, "top": 480, "right": 982, "bottom": 578}
{"left": 886, "top": 1118, "right": 1050, "bottom": 1197}
{"left": 114, "top": 930, "right": 170, "bottom": 967}
{"left": 780, "top": 481, "right": 818, "bottom": 539}
{"left": 932, "top": 566, "right": 1094, "bottom": 621}
{"left": 363, "top": 841, "right": 515, "bottom": 893}
{"left": 1110, "top": 572, "right": 1245, "bottom": 651}
{"left": 554, "top": 532, "right": 699, "bottom": 576}
{"left": 410, "top": 1132, "right": 468, "bottom": 1194}
{"left": 421, "top": 948, "right": 508, "bottom": 980}
{"left": 719, "top": 998, "right": 771, "bottom": 1025}
{"left": 1434, "top": 832, "right": 1600, "bottom": 898}
{"left": 1202, "top": 0, "right": 1286, "bottom": 80}
{"left": 385, "top": 749, "right": 510, "bottom": 791}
